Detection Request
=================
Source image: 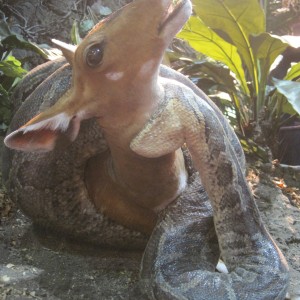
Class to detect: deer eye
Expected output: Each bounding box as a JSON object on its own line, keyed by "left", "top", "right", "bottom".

{"left": 86, "top": 43, "right": 104, "bottom": 67}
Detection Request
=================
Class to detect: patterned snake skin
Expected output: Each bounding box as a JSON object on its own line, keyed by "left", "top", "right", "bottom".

{"left": 131, "top": 80, "right": 289, "bottom": 299}
{"left": 3, "top": 59, "right": 149, "bottom": 248}
{"left": 3, "top": 0, "right": 289, "bottom": 298}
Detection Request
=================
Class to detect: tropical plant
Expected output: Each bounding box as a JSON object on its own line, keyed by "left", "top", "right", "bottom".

{"left": 70, "top": 3, "right": 113, "bottom": 45}
{"left": 0, "top": 10, "right": 49, "bottom": 132}
{"left": 176, "top": 0, "right": 300, "bottom": 160}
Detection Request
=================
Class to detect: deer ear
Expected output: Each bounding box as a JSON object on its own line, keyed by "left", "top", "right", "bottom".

{"left": 52, "top": 39, "right": 76, "bottom": 65}
{"left": 4, "top": 112, "right": 81, "bottom": 152}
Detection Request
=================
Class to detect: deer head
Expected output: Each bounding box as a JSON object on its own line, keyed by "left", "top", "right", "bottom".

{"left": 4, "top": 0, "right": 192, "bottom": 152}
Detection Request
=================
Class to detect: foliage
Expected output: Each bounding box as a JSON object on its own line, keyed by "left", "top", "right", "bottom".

{"left": 273, "top": 62, "right": 300, "bottom": 116}
{"left": 0, "top": 54, "right": 26, "bottom": 130}
{"left": 0, "top": 11, "right": 49, "bottom": 132}
{"left": 176, "top": 0, "right": 300, "bottom": 160}
{"left": 0, "top": 2, "right": 114, "bottom": 132}
{"left": 71, "top": 4, "right": 113, "bottom": 45}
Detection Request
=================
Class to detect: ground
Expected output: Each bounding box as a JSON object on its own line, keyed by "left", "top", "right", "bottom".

{"left": 0, "top": 135, "right": 300, "bottom": 299}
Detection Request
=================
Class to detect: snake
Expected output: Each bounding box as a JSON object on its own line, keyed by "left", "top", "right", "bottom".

{"left": 3, "top": 0, "right": 289, "bottom": 298}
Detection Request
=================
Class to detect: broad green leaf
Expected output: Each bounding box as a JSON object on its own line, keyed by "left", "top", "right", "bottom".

{"left": 250, "top": 33, "right": 288, "bottom": 110}
{"left": 193, "top": 0, "right": 265, "bottom": 92}
{"left": 0, "top": 55, "right": 27, "bottom": 78}
{"left": 180, "top": 61, "right": 248, "bottom": 120}
{"left": 250, "top": 32, "right": 289, "bottom": 64}
{"left": 178, "top": 16, "right": 249, "bottom": 95}
{"left": 284, "top": 62, "right": 300, "bottom": 81}
{"left": 193, "top": 0, "right": 265, "bottom": 37}
{"left": 250, "top": 33, "right": 288, "bottom": 69}
{"left": 273, "top": 78, "right": 300, "bottom": 115}
{"left": 281, "top": 99, "right": 298, "bottom": 116}
{"left": 182, "top": 61, "right": 250, "bottom": 124}
{"left": 1, "top": 13, "right": 49, "bottom": 59}
{"left": 269, "top": 88, "right": 296, "bottom": 117}
{"left": 182, "top": 61, "right": 236, "bottom": 91}
{"left": 1, "top": 35, "right": 49, "bottom": 59}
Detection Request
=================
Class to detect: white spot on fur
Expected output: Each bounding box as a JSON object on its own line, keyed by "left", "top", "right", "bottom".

{"left": 138, "top": 60, "right": 155, "bottom": 77}
{"left": 105, "top": 71, "right": 124, "bottom": 81}
{"left": 23, "top": 112, "right": 70, "bottom": 133}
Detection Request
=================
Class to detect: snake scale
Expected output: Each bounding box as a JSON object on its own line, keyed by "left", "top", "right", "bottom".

{"left": 3, "top": 0, "right": 289, "bottom": 298}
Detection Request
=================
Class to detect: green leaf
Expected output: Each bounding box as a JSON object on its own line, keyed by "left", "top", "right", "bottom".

{"left": 250, "top": 33, "right": 288, "bottom": 111}
{"left": 71, "top": 21, "right": 82, "bottom": 45}
{"left": 182, "top": 61, "right": 236, "bottom": 90}
{"left": 284, "top": 62, "right": 300, "bottom": 81}
{"left": 239, "top": 137, "right": 270, "bottom": 162}
{"left": 193, "top": 0, "right": 265, "bottom": 93}
{"left": 1, "top": 35, "right": 49, "bottom": 59}
{"left": 273, "top": 78, "right": 300, "bottom": 115}
{"left": 193, "top": 0, "right": 265, "bottom": 36}
{"left": 178, "top": 16, "right": 249, "bottom": 95}
{"left": 0, "top": 55, "right": 27, "bottom": 78}
{"left": 250, "top": 33, "right": 288, "bottom": 70}
{"left": 181, "top": 60, "right": 250, "bottom": 126}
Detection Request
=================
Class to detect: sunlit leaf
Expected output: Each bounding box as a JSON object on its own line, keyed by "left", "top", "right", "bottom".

{"left": 250, "top": 33, "right": 288, "bottom": 109}
{"left": 0, "top": 55, "right": 27, "bottom": 78}
{"left": 251, "top": 33, "right": 288, "bottom": 72}
{"left": 273, "top": 78, "right": 300, "bottom": 115}
{"left": 178, "top": 16, "right": 249, "bottom": 95}
{"left": 193, "top": 0, "right": 265, "bottom": 91}
{"left": 284, "top": 62, "right": 300, "bottom": 81}
{"left": 71, "top": 21, "right": 82, "bottom": 45}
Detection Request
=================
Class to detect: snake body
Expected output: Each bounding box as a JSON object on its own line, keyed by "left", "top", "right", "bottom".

{"left": 3, "top": 59, "right": 148, "bottom": 248}
{"left": 3, "top": 0, "right": 289, "bottom": 298}
{"left": 131, "top": 80, "right": 289, "bottom": 299}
